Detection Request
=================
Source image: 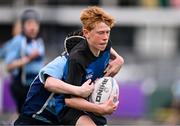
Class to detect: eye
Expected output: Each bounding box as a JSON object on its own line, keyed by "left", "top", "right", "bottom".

{"left": 97, "top": 31, "right": 104, "bottom": 35}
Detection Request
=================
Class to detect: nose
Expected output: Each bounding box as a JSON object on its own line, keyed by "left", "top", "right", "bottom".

{"left": 103, "top": 33, "right": 109, "bottom": 41}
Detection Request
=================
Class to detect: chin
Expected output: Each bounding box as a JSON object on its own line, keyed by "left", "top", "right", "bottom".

{"left": 99, "top": 47, "right": 106, "bottom": 51}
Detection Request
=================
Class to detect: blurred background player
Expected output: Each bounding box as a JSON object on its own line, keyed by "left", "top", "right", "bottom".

{"left": 4, "top": 9, "right": 45, "bottom": 114}
{"left": 0, "top": 20, "right": 22, "bottom": 60}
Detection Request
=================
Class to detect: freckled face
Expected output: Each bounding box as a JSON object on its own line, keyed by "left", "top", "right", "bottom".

{"left": 85, "top": 22, "right": 110, "bottom": 52}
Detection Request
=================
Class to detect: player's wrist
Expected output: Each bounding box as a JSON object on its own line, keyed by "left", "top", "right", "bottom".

{"left": 96, "top": 104, "right": 106, "bottom": 115}
{"left": 73, "top": 86, "right": 82, "bottom": 97}
{"left": 75, "top": 86, "right": 87, "bottom": 97}
{"left": 20, "top": 56, "right": 30, "bottom": 65}
{"left": 28, "top": 55, "right": 35, "bottom": 61}
{"left": 116, "top": 55, "right": 124, "bottom": 65}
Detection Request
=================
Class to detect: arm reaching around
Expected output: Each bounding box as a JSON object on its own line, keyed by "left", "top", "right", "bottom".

{"left": 104, "top": 48, "right": 124, "bottom": 77}
{"left": 45, "top": 77, "right": 94, "bottom": 98}
{"left": 65, "top": 96, "right": 118, "bottom": 115}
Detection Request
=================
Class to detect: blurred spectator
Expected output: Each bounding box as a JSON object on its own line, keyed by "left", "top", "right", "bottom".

{"left": 0, "top": 20, "right": 22, "bottom": 59}
{"left": 4, "top": 9, "right": 45, "bottom": 114}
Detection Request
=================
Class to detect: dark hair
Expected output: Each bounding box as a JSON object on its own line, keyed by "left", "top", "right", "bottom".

{"left": 21, "top": 9, "right": 40, "bottom": 24}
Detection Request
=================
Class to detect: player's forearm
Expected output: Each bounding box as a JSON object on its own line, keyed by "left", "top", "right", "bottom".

{"left": 7, "top": 56, "right": 30, "bottom": 72}
{"left": 110, "top": 48, "right": 124, "bottom": 64}
{"left": 65, "top": 97, "right": 104, "bottom": 115}
{"left": 44, "top": 77, "right": 80, "bottom": 95}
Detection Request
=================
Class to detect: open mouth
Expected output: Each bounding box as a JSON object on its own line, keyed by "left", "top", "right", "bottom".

{"left": 99, "top": 43, "right": 107, "bottom": 46}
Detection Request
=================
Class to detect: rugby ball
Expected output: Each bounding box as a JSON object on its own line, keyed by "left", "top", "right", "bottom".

{"left": 89, "top": 77, "right": 119, "bottom": 104}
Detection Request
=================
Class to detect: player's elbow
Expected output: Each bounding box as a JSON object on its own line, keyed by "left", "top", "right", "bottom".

{"left": 118, "top": 55, "right": 124, "bottom": 65}
{"left": 44, "top": 77, "right": 55, "bottom": 91}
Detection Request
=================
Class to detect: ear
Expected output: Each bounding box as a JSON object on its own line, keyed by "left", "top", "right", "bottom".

{"left": 83, "top": 28, "right": 89, "bottom": 39}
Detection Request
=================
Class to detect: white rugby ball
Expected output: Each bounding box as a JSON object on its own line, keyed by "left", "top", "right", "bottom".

{"left": 89, "top": 77, "right": 119, "bottom": 104}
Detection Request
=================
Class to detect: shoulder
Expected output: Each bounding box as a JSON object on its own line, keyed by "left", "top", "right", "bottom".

{"left": 39, "top": 56, "right": 67, "bottom": 83}
{"left": 13, "top": 34, "right": 24, "bottom": 42}
{"left": 10, "top": 34, "right": 25, "bottom": 46}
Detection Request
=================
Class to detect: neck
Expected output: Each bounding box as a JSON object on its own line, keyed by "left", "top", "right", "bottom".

{"left": 88, "top": 43, "right": 100, "bottom": 57}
